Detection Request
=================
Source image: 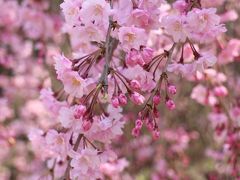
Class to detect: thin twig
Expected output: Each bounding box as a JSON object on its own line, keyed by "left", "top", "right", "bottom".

{"left": 99, "top": 0, "right": 119, "bottom": 93}
{"left": 63, "top": 134, "right": 83, "bottom": 180}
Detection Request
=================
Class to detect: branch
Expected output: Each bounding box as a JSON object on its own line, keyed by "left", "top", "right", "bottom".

{"left": 99, "top": 0, "right": 118, "bottom": 94}
{"left": 145, "top": 43, "right": 176, "bottom": 106}
{"left": 63, "top": 134, "right": 83, "bottom": 180}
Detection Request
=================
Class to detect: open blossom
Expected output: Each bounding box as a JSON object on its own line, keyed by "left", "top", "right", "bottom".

{"left": 161, "top": 15, "right": 187, "bottom": 43}
{"left": 54, "top": 54, "right": 95, "bottom": 98}
{"left": 218, "top": 39, "right": 240, "bottom": 64}
{"left": 194, "top": 53, "right": 217, "bottom": 72}
{"left": 185, "top": 8, "right": 226, "bottom": 42}
{"left": 191, "top": 84, "right": 217, "bottom": 106}
{"left": 100, "top": 158, "right": 129, "bottom": 178}
{"left": 58, "top": 106, "right": 76, "bottom": 128}
{"left": 69, "top": 24, "right": 105, "bottom": 43}
{"left": 138, "top": 0, "right": 165, "bottom": 11}
{"left": 85, "top": 106, "right": 125, "bottom": 143}
{"left": 45, "top": 129, "right": 68, "bottom": 158}
{"left": 118, "top": 26, "right": 146, "bottom": 51}
{"left": 54, "top": 54, "right": 72, "bottom": 80}
{"left": 69, "top": 148, "right": 101, "bottom": 178}
{"left": 132, "top": 9, "right": 151, "bottom": 27}
{"left": 60, "top": 0, "right": 81, "bottom": 26}
{"left": 167, "top": 63, "right": 194, "bottom": 76}
{"left": 79, "top": 0, "right": 111, "bottom": 27}
{"left": 61, "top": 71, "right": 86, "bottom": 98}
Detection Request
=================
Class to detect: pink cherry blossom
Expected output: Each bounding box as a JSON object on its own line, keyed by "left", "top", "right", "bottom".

{"left": 69, "top": 148, "right": 101, "bottom": 178}
{"left": 79, "top": 0, "right": 111, "bottom": 28}
{"left": 161, "top": 14, "right": 187, "bottom": 43}
{"left": 118, "top": 26, "right": 146, "bottom": 51}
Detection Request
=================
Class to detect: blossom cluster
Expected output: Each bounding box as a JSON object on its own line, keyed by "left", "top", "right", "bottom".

{"left": 0, "top": 0, "right": 240, "bottom": 179}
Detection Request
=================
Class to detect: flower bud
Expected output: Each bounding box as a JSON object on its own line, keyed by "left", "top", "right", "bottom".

{"left": 135, "top": 119, "right": 143, "bottom": 129}
{"left": 130, "top": 92, "right": 145, "bottom": 105}
{"left": 74, "top": 105, "right": 86, "bottom": 119}
{"left": 130, "top": 80, "right": 141, "bottom": 90}
{"left": 111, "top": 96, "right": 120, "bottom": 108}
{"left": 118, "top": 93, "right": 127, "bottom": 105}
{"left": 214, "top": 86, "right": 228, "bottom": 97}
{"left": 152, "top": 130, "right": 160, "bottom": 139}
{"left": 153, "top": 95, "right": 161, "bottom": 105}
{"left": 132, "top": 127, "right": 141, "bottom": 137}
{"left": 146, "top": 119, "right": 154, "bottom": 131}
{"left": 82, "top": 120, "right": 92, "bottom": 131}
{"left": 166, "top": 99, "right": 176, "bottom": 110}
{"left": 168, "top": 85, "right": 177, "bottom": 95}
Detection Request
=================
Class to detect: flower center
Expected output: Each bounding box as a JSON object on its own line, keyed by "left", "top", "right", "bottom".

{"left": 173, "top": 21, "right": 182, "bottom": 31}
{"left": 72, "top": 77, "right": 81, "bottom": 86}
{"left": 56, "top": 136, "right": 64, "bottom": 145}
{"left": 94, "top": 4, "right": 104, "bottom": 16}
{"left": 125, "top": 33, "right": 136, "bottom": 42}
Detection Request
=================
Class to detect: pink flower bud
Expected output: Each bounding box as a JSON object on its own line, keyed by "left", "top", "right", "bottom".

{"left": 118, "top": 93, "right": 127, "bottom": 105}
{"left": 146, "top": 119, "right": 154, "bottom": 131}
{"left": 168, "top": 85, "right": 177, "bottom": 95}
{"left": 152, "top": 130, "right": 160, "bottom": 139}
{"left": 214, "top": 86, "right": 228, "bottom": 97}
{"left": 111, "top": 96, "right": 120, "bottom": 108}
{"left": 166, "top": 99, "right": 176, "bottom": 110}
{"left": 74, "top": 105, "right": 86, "bottom": 119}
{"left": 173, "top": 0, "right": 188, "bottom": 14}
{"left": 153, "top": 95, "right": 161, "bottom": 105}
{"left": 82, "top": 120, "right": 92, "bottom": 131}
{"left": 141, "top": 47, "right": 154, "bottom": 64}
{"left": 130, "top": 80, "right": 141, "bottom": 90}
{"left": 130, "top": 92, "right": 145, "bottom": 105}
{"left": 126, "top": 49, "right": 142, "bottom": 67}
{"left": 132, "top": 127, "right": 141, "bottom": 137}
{"left": 135, "top": 119, "right": 143, "bottom": 128}
{"left": 153, "top": 107, "right": 160, "bottom": 118}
